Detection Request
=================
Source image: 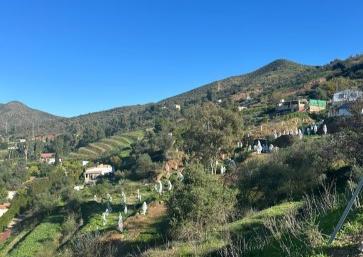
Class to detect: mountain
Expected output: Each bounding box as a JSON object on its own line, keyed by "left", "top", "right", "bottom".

{"left": 0, "top": 101, "right": 66, "bottom": 137}
{"left": 161, "top": 59, "right": 322, "bottom": 106}
{"left": 1, "top": 55, "right": 363, "bottom": 139}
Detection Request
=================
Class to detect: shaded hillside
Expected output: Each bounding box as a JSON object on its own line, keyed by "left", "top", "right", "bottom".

{"left": 0, "top": 101, "right": 66, "bottom": 138}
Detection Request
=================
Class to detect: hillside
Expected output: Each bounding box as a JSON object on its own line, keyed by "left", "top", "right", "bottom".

{"left": 1, "top": 55, "right": 363, "bottom": 140}
{"left": 68, "top": 130, "right": 143, "bottom": 160}
{"left": 0, "top": 101, "right": 66, "bottom": 138}
{"left": 160, "top": 59, "right": 321, "bottom": 106}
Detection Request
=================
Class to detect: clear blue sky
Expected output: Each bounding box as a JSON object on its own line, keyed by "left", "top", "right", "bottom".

{"left": 0, "top": 0, "right": 362, "bottom": 117}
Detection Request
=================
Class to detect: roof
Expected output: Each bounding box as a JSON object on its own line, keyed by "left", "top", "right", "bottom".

{"left": 85, "top": 164, "right": 113, "bottom": 174}
{"left": 309, "top": 99, "right": 327, "bottom": 107}
{"left": 40, "top": 153, "right": 55, "bottom": 158}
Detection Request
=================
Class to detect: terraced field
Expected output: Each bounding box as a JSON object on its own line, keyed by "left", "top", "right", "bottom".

{"left": 69, "top": 130, "right": 144, "bottom": 160}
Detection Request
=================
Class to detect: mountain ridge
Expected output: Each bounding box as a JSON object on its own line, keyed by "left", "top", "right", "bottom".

{"left": 1, "top": 55, "right": 363, "bottom": 138}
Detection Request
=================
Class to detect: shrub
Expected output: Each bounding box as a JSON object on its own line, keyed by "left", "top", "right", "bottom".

{"left": 167, "top": 163, "right": 236, "bottom": 240}
{"left": 238, "top": 140, "right": 331, "bottom": 210}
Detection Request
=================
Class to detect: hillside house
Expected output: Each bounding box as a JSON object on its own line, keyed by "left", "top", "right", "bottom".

{"left": 175, "top": 104, "right": 181, "bottom": 111}
{"left": 309, "top": 99, "right": 327, "bottom": 113}
{"left": 84, "top": 164, "right": 114, "bottom": 184}
{"left": 40, "top": 153, "right": 60, "bottom": 164}
{"left": 276, "top": 99, "right": 307, "bottom": 114}
{"left": 332, "top": 89, "right": 363, "bottom": 105}
{"left": 329, "top": 89, "right": 363, "bottom": 117}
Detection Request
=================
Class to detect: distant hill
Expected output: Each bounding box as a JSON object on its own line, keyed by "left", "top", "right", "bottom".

{"left": 0, "top": 101, "right": 66, "bottom": 137}
{"left": 1, "top": 55, "right": 362, "bottom": 139}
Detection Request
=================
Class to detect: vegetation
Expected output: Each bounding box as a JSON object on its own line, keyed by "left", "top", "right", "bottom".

{"left": 2, "top": 55, "right": 363, "bottom": 257}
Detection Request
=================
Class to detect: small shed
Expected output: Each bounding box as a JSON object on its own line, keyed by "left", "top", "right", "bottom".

{"left": 309, "top": 99, "right": 327, "bottom": 113}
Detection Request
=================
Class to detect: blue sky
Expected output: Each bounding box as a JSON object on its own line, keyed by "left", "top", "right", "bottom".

{"left": 0, "top": 0, "right": 362, "bottom": 117}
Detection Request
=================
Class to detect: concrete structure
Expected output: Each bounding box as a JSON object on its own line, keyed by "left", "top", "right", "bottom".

{"left": 329, "top": 89, "right": 363, "bottom": 117}
{"left": 84, "top": 164, "right": 114, "bottom": 184}
{"left": 276, "top": 99, "right": 307, "bottom": 114}
{"left": 332, "top": 89, "right": 363, "bottom": 105}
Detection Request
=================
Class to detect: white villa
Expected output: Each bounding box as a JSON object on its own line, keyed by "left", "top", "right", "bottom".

{"left": 84, "top": 164, "right": 114, "bottom": 184}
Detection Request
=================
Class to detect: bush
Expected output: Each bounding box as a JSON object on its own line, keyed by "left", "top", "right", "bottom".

{"left": 134, "top": 153, "right": 156, "bottom": 179}
{"left": 238, "top": 140, "right": 332, "bottom": 210}
{"left": 167, "top": 163, "right": 236, "bottom": 240}
{"left": 61, "top": 214, "right": 77, "bottom": 238}
{"left": 272, "top": 135, "right": 295, "bottom": 148}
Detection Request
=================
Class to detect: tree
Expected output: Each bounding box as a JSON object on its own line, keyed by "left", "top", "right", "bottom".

{"left": 134, "top": 154, "right": 155, "bottom": 178}
{"left": 206, "top": 89, "right": 216, "bottom": 102}
{"left": 182, "top": 103, "right": 242, "bottom": 170}
{"left": 167, "top": 163, "right": 236, "bottom": 240}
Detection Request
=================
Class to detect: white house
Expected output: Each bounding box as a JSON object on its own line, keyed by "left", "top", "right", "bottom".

{"left": 332, "top": 89, "right": 363, "bottom": 105}
{"left": 329, "top": 89, "right": 363, "bottom": 117}
{"left": 84, "top": 164, "right": 114, "bottom": 184}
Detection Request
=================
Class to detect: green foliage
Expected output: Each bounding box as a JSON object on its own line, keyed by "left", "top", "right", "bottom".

{"left": 238, "top": 139, "right": 333, "bottom": 209}
{"left": 182, "top": 103, "right": 242, "bottom": 167}
{"left": 0, "top": 191, "right": 29, "bottom": 231}
{"left": 0, "top": 160, "right": 28, "bottom": 190}
{"left": 0, "top": 186, "right": 7, "bottom": 203}
{"left": 272, "top": 134, "right": 295, "bottom": 148}
{"left": 8, "top": 216, "right": 63, "bottom": 257}
{"left": 61, "top": 213, "right": 77, "bottom": 239}
{"left": 167, "top": 163, "right": 236, "bottom": 240}
{"left": 134, "top": 153, "right": 156, "bottom": 179}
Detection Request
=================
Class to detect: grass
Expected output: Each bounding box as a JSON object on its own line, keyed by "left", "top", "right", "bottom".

{"left": 80, "top": 179, "right": 158, "bottom": 234}
{"left": 8, "top": 215, "right": 64, "bottom": 257}
{"left": 229, "top": 201, "right": 303, "bottom": 232}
